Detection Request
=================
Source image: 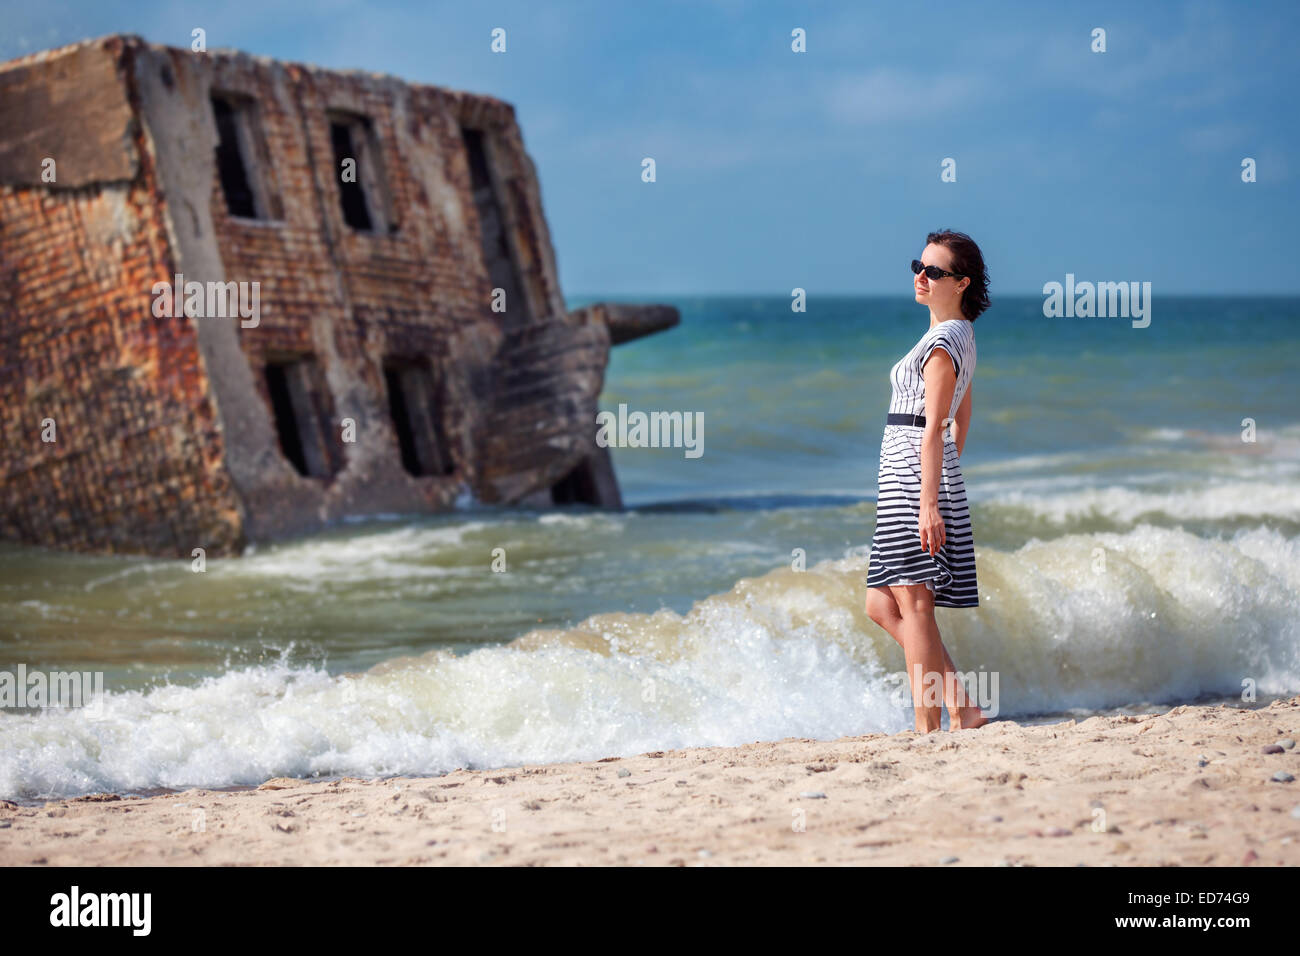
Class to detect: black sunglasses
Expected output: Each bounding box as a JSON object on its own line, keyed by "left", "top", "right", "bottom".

{"left": 911, "top": 259, "right": 964, "bottom": 280}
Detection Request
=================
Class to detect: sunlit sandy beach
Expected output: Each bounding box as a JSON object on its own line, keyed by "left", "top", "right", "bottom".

{"left": 4, "top": 696, "right": 1297, "bottom": 866}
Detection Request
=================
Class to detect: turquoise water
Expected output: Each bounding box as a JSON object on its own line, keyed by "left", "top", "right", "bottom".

{"left": 2, "top": 295, "right": 1298, "bottom": 800}
{"left": 599, "top": 294, "right": 1300, "bottom": 502}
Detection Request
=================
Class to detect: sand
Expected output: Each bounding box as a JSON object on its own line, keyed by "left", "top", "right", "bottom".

{"left": 3, "top": 696, "right": 1298, "bottom": 866}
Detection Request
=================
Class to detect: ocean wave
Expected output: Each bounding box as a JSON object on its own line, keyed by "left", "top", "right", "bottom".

{"left": 984, "top": 480, "right": 1300, "bottom": 525}
{"left": 2, "top": 524, "right": 1295, "bottom": 800}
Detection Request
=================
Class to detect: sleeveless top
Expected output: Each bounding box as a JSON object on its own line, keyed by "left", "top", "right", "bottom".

{"left": 887, "top": 318, "right": 976, "bottom": 425}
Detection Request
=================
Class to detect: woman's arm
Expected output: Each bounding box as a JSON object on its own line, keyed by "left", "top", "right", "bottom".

{"left": 919, "top": 347, "right": 958, "bottom": 556}
{"left": 953, "top": 381, "right": 972, "bottom": 458}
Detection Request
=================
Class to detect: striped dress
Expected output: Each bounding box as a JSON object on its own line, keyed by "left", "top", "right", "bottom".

{"left": 865, "top": 318, "right": 979, "bottom": 607}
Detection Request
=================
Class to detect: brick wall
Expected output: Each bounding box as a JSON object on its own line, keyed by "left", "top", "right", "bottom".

{"left": 0, "top": 35, "right": 636, "bottom": 558}
{"left": 0, "top": 38, "right": 244, "bottom": 556}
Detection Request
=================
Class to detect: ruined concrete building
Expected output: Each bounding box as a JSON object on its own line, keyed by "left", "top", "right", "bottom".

{"left": 0, "top": 35, "right": 677, "bottom": 557}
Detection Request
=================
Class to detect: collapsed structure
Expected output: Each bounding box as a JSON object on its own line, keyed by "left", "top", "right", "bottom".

{"left": 0, "top": 35, "right": 677, "bottom": 557}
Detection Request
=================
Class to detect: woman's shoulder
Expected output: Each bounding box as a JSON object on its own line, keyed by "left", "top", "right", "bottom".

{"left": 943, "top": 319, "right": 975, "bottom": 347}
{"left": 911, "top": 320, "right": 973, "bottom": 358}
{"left": 923, "top": 319, "right": 973, "bottom": 343}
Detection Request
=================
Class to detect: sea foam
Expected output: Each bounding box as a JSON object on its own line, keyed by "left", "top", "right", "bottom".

{"left": 1, "top": 524, "right": 1295, "bottom": 801}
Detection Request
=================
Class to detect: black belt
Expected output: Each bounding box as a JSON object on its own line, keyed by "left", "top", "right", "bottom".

{"left": 887, "top": 412, "right": 926, "bottom": 427}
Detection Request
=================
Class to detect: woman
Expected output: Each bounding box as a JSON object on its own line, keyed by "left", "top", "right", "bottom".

{"left": 864, "top": 229, "right": 990, "bottom": 733}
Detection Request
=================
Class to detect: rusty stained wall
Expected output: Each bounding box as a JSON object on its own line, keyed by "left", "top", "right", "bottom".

{"left": 1, "top": 35, "right": 619, "bottom": 557}
{"left": 137, "top": 40, "right": 610, "bottom": 544}
{"left": 0, "top": 38, "right": 244, "bottom": 556}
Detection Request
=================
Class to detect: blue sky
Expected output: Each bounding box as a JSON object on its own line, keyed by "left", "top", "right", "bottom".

{"left": 3, "top": 0, "right": 1297, "bottom": 295}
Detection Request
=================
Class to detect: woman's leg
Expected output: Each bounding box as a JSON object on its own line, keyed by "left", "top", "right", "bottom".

{"left": 887, "top": 583, "right": 947, "bottom": 731}
{"left": 866, "top": 584, "right": 963, "bottom": 685}
{"left": 869, "top": 584, "right": 988, "bottom": 732}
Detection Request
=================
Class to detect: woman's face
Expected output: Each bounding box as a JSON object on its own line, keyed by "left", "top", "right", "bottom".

{"left": 914, "top": 242, "right": 968, "bottom": 315}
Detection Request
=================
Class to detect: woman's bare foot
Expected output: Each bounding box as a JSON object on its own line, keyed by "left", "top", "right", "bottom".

{"left": 950, "top": 705, "right": 990, "bottom": 730}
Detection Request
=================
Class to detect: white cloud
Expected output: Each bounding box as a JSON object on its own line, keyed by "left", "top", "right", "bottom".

{"left": 823, "top": 68, "right": 992, "bottom": 126}
{"left": 1180, "top": 121, "right": 1253, "bottom": 153}
{"left": 561, "top": 121, "right": 765, "bottom": 174}
{"left": 1030, "top": 10, "right": 1240, "bottom": 100}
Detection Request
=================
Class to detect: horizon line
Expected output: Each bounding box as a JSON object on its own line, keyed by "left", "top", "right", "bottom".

{"left": 566, "top": 291, "right": 1300, "bottom": 300}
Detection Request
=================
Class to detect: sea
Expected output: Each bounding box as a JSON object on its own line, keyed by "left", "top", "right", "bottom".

{"left": 2, "top": 294, "right": 1298, "bottom": 801}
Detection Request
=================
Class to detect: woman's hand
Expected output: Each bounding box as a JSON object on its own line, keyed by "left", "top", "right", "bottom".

{"left": 918, "top": 501, "right": 945, "bottom": 556}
